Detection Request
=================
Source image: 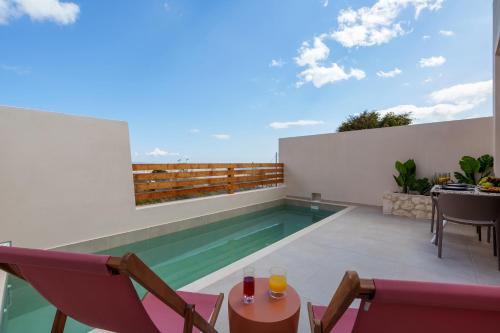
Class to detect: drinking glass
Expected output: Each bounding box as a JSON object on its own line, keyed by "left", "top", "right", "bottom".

{"left": 269, "top": 266, "right": 287, "bottom": 299}
{"left": 242, "top": 266, "right": 255, "bottom": 304}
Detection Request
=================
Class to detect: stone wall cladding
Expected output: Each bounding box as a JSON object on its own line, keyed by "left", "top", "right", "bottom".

{"left": 382, "top": 192, "right": 432, "bottom": 220}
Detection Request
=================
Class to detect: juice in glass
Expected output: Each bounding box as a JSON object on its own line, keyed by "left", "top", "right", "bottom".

{"left": 269, "top": 267, "right": 287, "bottom": 299}
{"left": 242, "top": 266, "right": 255, "bottom": 304}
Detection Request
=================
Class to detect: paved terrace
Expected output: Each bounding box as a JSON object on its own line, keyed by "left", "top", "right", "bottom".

{"left": 197, "top": 205, "right": 500, "bottom": 333}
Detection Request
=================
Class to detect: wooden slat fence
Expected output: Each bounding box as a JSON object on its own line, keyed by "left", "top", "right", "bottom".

{"left": 133, "top": 163, "right": 284, "bottom": 204}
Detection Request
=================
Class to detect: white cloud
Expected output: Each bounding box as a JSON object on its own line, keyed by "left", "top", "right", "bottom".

{"left": 422, "top": 77, "right": 433, "bottom": 84}
{"left": 295, "top": 37, "right": 330, "bottom": 67}
{"left": 419, "top": 56, "right": 446, "bottom": 68}
{"left": 189, "top": 128, "right": 200, "bottom": 133}
{"left": 1, "top": 64, "right": 30, "bottom": 75}
{"left": 146, "top": 148, "right": 180, "bottom": 157}
{"left": 378, "top": 80, "right": 492, "bottom": 123}
{"left": 269, "top": 59, "right": 285, "bottom": 68}
{"left": 376, "top": 67, "right": 402, "bottom": 78}
{"left": 269, "top": 120, "right": 325, "bottom": 129}
{"left": 322, "top": 0, "right": 329, "bottom": 7}
{"left": 422, "top": 35, "right": 431, "bottom": 40}
{"left": 295, "top": 37, "right": 365, "bottom": 88}
{"left": 298, "top": 63, "right": 366, "bottom": 88}
{"left": 429, "top": 80, "right": 492, "bottom": 105}
{"left": 212, "top": 134, "right": 230, "bottom": 140}
{"left": 439, "top": 30, "right": 455, "bottom": 37}
{"left": 293, "top": 0, "right": 442, "bottom": 87}
{"left": 0, "top": 0, "right": 79, "bottom": 25}
{"left": 329, "top": 0, "right": 443, "bottom": 48}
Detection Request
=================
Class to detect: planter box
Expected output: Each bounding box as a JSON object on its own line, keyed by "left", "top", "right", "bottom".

{"left": 382, "top": 192, "right": 432, "bottom": 220}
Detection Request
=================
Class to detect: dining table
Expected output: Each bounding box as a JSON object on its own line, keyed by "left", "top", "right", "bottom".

{"left": 430, "top": 185, "right": 500, "bottom": 269}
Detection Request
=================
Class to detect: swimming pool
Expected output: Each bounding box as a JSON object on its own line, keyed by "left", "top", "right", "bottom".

{"left": 1, "top": 200, "right": 341, "bottom": 332}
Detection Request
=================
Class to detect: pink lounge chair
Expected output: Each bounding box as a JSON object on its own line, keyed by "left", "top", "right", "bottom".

{"left": 0, "top": 246, "right": 224, "bottom": 333}
{"left": 308, "top": 271, "right": 500, "bottom": 333}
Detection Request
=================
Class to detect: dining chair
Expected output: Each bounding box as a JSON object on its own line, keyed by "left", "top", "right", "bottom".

{"left": 436, "top": 193, "right": 500, "bottom": 268}
{"left": 432, "top": 194, "right": 491, "bottom": 242}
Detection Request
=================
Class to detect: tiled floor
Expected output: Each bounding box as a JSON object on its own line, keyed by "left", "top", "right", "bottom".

{"left": 199, "top": 205, "right": 500, "bottom": 333}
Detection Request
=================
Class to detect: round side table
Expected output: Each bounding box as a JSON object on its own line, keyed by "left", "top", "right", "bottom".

{"left": 228, "top": 277, "right": 300, "bottom": 333}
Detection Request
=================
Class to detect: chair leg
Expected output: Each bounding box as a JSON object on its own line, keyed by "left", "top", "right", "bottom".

{"left": 496, "top": 225, "right": 500, "bottom": 270}
{"left": 488, "top": 226, "right": 491, "bottom": 243}
{"left": 51, "top": 310, "right": 67, "bottom": 333}
{"left": 438, "top": 218, "right": 444, "bottom": 258}
{"left": 431, "top": 199, "right": 435, "bottom": 233}
{"left": 493, "top": 227, "right": 497, "bottom": 257}
{"left": 183, "top": 304, "right": 195, "bottom": 333}
{"left": 477, "top": 226, "right": 482, "bottom": 242}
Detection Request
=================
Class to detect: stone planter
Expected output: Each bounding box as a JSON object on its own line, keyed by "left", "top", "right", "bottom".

{"left": 382, "top": 192, "right": 432, "bottom": 220}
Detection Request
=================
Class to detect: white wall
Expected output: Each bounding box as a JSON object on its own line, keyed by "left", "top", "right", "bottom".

{"left": 0, "top": 106, "right": 136, "bottom": 249}
{"left": 0, "top": 106, "right": 286, "bottom": 249}
{"left": 280, "top": 117, "right": 494, "bottom": 206}
{"left": 494, "top": 0, "right": 500, "bottom": 176}
{"left": 135, "top": 186, "right": 285, "bottom": 228}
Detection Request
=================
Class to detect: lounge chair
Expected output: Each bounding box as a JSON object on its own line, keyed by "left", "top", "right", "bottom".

{"left": 0, "top": 246, "right": 224, "bottom": 333}
{"left": 308, "top": 271, "right": 500, "bottom": 333}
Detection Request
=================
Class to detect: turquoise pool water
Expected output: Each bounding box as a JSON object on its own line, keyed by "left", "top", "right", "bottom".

{"left": 1, "top": 201, "right": 339, "bottom": 333}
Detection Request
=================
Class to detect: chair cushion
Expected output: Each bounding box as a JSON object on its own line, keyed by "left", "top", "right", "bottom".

{"left": 143, "top": 291, "right": 219, "bottom": 333}
{"left": 311, "top": 305, "right": 358, "bottom": 333}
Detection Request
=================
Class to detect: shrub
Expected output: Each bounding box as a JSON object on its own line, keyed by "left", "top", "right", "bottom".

{"left": 338, "top": 111, "right": 412, "bottom": 132}
{"left": 413, "top": 178, "right": 432, "bottom": 195}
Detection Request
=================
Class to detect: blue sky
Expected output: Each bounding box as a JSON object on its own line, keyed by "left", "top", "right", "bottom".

{"left": 0, "top": 0, "right": 493, "bottom": 162}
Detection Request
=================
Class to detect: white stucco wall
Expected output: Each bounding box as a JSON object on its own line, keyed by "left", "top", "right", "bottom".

{"left": 494, "top": 0, "right": 500, "bottom": 176}
{"left": 134, "top": 186, "right": 285, "bottom": 228}
{"left": 0, "top": 106, "right": 136, "bottom": 248}
{"left": 280, "top": 117, "right": 494, "bottom": 206}
{"left": 0, "top": 106, "right": 286, "bottom": 249}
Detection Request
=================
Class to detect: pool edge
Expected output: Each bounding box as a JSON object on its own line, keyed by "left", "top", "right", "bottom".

{"left": 53, "top": 198, "right": 286, "bottom": 254}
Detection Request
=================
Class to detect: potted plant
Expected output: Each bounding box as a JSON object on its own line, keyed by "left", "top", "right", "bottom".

{"left": 383, "top": 159, "right": 432, "bottom": 220}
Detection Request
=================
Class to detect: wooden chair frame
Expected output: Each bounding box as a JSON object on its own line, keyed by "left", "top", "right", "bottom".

{"left": 1, "top": 252, "right": 224, "bottom": 333}
{"left": 307, "top": 271, "right": 375, "bottom": 333}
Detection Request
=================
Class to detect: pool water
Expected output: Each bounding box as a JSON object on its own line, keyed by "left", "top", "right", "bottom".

{"left": 2, "top": 201, "right": 339, "bottom": 333}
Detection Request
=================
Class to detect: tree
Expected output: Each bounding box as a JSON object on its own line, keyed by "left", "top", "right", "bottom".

{"left": 337, "top": 111, "right": 379, "bottom": 132}
{"left": 379, "top": 112, "right": 412, "bottom": 128}
{"left": 337, "top": 111, "right": 412, "bottom": 132}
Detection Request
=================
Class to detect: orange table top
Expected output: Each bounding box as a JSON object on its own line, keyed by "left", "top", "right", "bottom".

{"left": 228, "top": 277, "right": 301, "bottom": 323}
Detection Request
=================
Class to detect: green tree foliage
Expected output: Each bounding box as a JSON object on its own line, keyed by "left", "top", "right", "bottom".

{"left": 379, "top": 112, "right": 412, "bottom": 128}
{"left": 337, "top": 111, "right": 412, "bottom": 132}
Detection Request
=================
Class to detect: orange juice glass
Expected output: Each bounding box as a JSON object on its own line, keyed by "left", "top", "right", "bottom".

{"left": 269, "top": 267, "right": 287, "bottom": 299}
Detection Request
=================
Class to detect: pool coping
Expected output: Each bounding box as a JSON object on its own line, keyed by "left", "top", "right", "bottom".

{"left": 179, "top": 203, "right": 356, "bottom": 292}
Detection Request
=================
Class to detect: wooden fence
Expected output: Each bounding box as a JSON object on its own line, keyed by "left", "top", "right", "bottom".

{"left": 133, "top": 163, "right": 284, "bottom": 204}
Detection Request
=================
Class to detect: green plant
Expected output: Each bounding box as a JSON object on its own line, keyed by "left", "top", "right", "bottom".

{"left": 338, "top": 111, "right": 412, "bottom": 132}
{"left": 338, "top": 111, "right": 379, "bottom": 132}
{"left": 379, "top": 112, "right": 412, "bottom": 128}
{"left": 478, "top": 154, "right": 494, "bottom": 178}
{"left": 393, "top": 159, "right": 416, "bottom": 194}
{"left": 454, "top": 154, "right": 494, "bottom": 185}
{"left": 412, "top": 178, "right": 432, "bottom": 195}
